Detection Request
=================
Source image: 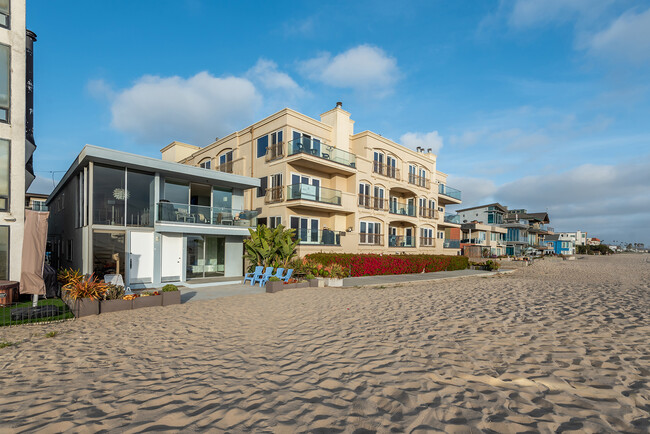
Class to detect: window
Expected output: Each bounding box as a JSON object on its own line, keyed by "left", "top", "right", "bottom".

{"left": 408, "top": 165, "right": 416, "bottom": 184}
{"left": 256, "top": 135, "right": 269, "bottom": 158}
{"left": 199, "top": 159, "right": 211, "bottom": 169}
{"left": 0, "top": 139, "right": 8, "bottom": 211}
{"left": 373, "top": 152, "right": 384, "bottom": 173}
{"left": 218, "top": 151, "right": 233, "bottom": 172}
{"left": 93, "top": 165, "right": 126, "bottom": 225}
{"left": 421, "top": 228, "right": 434, "bottom": 246}
{"left": 269, "top": 216, "right": 281, "bottom": 228}
{"left": 0, "top": 43, "right": 9, "bottom": 122}
{"left": 66, "top": 239, "right": 73, "bottom": 262}
{"left": 437, "top": 231, "right": 445, "bottom": 239}
{"left": 386, "top": 156, "right": 397, "bottom": 178}
{"left": 0, "top": 0, "right": 8, "bottom": 28}
{"left": 419, "top": 168, "right": 426, "bottom": 186}
{"left": 358, "top": 183, "right": 370, "bottom": 207}
{"left": 271, "top": 130, "right": 283, "bottom": 146}
{"left": 373, "top": 186, "right": 384, "bottom": 209}
{"left": 126, "top": 170, "right": 154, "bottom": 227}
{"left": 360, "top": 221, "right": 381, "bottom": 245}
{"left": 0, "top": 225, "right": 7, "bottom": 280}
{"left": 257, "top": 176, "right": 267, "bottom": 198}
{"left": 291, "top": 216, "right": 319, "bottom": 243}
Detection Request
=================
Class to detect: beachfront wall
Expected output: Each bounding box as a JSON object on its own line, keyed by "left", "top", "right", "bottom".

{"left": 46, "top": 146, "right": 259, "bottom": 288}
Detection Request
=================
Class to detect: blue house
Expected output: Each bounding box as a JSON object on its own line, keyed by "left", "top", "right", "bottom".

{"left": 544, "top": 234, "right": 572, "bottom": 255}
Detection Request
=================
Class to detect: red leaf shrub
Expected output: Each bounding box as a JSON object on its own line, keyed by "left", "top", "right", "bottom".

{"left": 304, "top": 253, "right": 469, "bottom": 277}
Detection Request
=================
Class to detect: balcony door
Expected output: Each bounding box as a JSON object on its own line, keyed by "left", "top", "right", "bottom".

{"left": 291, "top": 216, "right": 318, "bottom": 244}
{"left": 293, "top": 131, "right": 320, "bottom": 155}
{"left": 186, "top": 235, "right": 225, "bottom": 279}
{"left": 291, "top": 174, "right": 320, "bottom": 202}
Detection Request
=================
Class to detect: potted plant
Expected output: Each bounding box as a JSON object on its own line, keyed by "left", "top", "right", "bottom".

{"left": 265, "top": 276, "right": 284, "bottom": 293}
{"left": 324, "top": 263, "right": 347, "bottom": 287}
{"left": 162, "top": 284, "right": 181, "bottom": 306}
{"left": 133, "top": 290, "right": 163, "bottom": 309}
{"left": 100, "top": 284, "right": 131, "bottom": 313}
{"left": 61, "top": 274, "right": 107, "bottom": 317}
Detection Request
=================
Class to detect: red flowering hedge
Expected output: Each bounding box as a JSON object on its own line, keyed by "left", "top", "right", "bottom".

{"left": 304, "top": 253, "right": 469, "bottom": 277}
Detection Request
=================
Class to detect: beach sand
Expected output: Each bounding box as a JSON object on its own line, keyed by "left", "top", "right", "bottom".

{"left": 1, "top": 254, "right": 649, "bottom": 432}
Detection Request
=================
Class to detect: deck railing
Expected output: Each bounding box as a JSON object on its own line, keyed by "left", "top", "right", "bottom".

{"left": 443, "top": 239, "right": 461, "bottom": 249}
{"left": 420, "top": 237, "right": 435, "bottom": 247}
{"left": 388, "top": 235, "right": 415, "bottom": 248}
{"left": 287, "top": 183, "right": 342, "bottom": 205}
{"left": 358, "top": 194, "right": 388, "bottom": 211}
{"left": 216, "top": 161, "right": 233, "bottom": 173}
{"left": 265, "top": 186, "right": 284, "bottom": 204}
{"left": 293, "top": 229, "right": 341, "bottom": 246}
{"left": 408, "top": 173, "right": 430, "bottom": 188}
{"left": 157, "top": 202, "right": 258, "bottom": 227}
{"left": 359, "top": 233, "right": 384, "bottom": 245}
{"left": 438, "top": 184, "right": 462, "bottom": 200}
{"left": 418, "top": 207, "right": 437, "bottom": 219}
{"left": 287, "top": 138, "right": 356, "bottom": 168}
{"left": 389, "top": 200, "right": 416, "bottom": 217}
{"left": 372, "top": 161, "right": 400, "bottom": 180}
{"left": 265, "top": 142, "right": 284, "bottom": 162}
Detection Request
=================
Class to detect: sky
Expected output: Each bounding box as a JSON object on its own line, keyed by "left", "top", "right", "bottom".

{"left": 28, "top": 0, "right": 650, "bottom": 247}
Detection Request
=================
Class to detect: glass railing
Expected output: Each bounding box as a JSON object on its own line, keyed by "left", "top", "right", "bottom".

{"left": 443, "top": 239, "right": 461, "bottom": 249}
{"left": 287, "top": 183, "right": 342, "bottom": 205}
{"left": 292, "top": 229, "right": 341, "bottom": 246}
{"left": 389, "top": 201, "right": 416, "bottom": 217}
{"left": 444, "top": 214, "right": 461, "bottom": 224}
{"left": 388, "top": 235, "right": 415, "bottom": 247}
{"left": 461, "top": 238, "right": 487, "bottom": 244}
{"left": 287, "top": 138, "right": 356, "bottom": 168}
{"left": 157, "top": 202, "right": 258, "bottom": 227}
{"left": 438, "top": 184, "right": 462, "bottom": 200}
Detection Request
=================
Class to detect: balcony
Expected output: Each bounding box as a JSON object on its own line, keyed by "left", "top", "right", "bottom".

{"left": 358, "top": 194, "right": 388, "bottom": 211}
{"left": 408, "top": 173, "right": 430, "bottom": 189}
{"left": 461, "top": 238, "right": 487, "bottom": 245}
{"left": 418, "top": 207, "right": 438, "bottom": 219}
{"left": 157, "top": 202, "right": 258, "bottom": 227}
{"left": 373, "top": 161, "right": 400, "bottom": 180}
{"left": 286, "top": 138, "right": 356, "bottom": 173}
{"left": 389, "top": 200, "right": 416, "bottom": 217}
{"left": 440, "top": 214, "right": 461, "bottom": 226}
{"left": 389, "top": 235, "right": 415, "bottom": 248}
{"left": 359, "top": 233, "right": 383, "bottom": 246}
{"left": 293, "top": 228, "right": 341, "bottom": 246}
{"left": 287, "top": 184, "right": 342, "bottom": 206}
{"left": 438, "top": 184, "right": 462, "bottom": 203}
{"left": 265, "top": 142, "right": 284, "bottom": 162}
{"left": 420, "top": 237, "right": 435, "bottom": 247}
{"left": 443, "top": 239, "right": 460, "bottom": 249}
{"left": 265, "top": 186, "right": 284, "bottom": 204}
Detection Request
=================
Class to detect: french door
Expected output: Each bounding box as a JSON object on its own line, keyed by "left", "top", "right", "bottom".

{"left": 291, "top": 216, "right": 319, "bottom": 244}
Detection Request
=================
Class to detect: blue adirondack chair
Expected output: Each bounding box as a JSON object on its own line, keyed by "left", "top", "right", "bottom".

{"left": 281, "top": 269, "right": 294, "bottom": 282}
{"left": 260, "top": 267, "right": 284, "bottom": 287}
{"left": 253, "top": 267, "right": 274, "bottom": 287}
{"left": 244, "top": 266, "right": 263, "bottom": 286}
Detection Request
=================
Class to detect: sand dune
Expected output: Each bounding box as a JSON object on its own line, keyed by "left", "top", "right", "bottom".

{"left": 1, "top": 254, "right": 649, "bottom": 432}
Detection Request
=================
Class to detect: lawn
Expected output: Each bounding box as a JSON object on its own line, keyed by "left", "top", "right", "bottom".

{"left": 0, "top": 298, "right": 73, "bottom": 327}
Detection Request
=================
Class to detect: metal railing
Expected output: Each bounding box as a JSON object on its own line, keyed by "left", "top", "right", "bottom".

{"left": 287, "top": 138, "right": 356, "bottom": 168}
{"left": 265, "top": 142, "right": 284, "bottom": 162}
{"left": 420, "top": 237, "right": 435, "bottom": 247}
{"left": 293, "top": 229, "right": 341, "bottom": 246}
{"left": 358, "top": 194, "right": 387, "bottom": 211}
{"left": 359, "top": 233, "right": 384, "bottom": 245}
{"left": 443, "top": 239, "right": 461, "bottom": 249}
{"left": 216, "top": 161, "right": 233, "bottom": 173}
{"left": 408, "top": 173, "right": 430, "bottom": 188}
{"left": 373, "top": 161, "right": 400, "bottom": 180}
{"left": 265, "top": 186, "right": 284, "bottom": 204}
{"left": 389, "top": 200, "right": 416, "bottom": 217}
{"left": 157, "top": 202, "right": 258, "bottom": 226}
{"left": 461, "top": 238, "right": 487, "bottom": 245}
{"left": 389, "top": 235, "right": 415, "bottom": 247}
{"left": 418, "top": 207, "right": 437, "bottom": 219}
{"left": 287, "top": 183, "right": 342, "bottom": 205}
{"left": 438, "top": 184, "right": 462, "bottom": 200}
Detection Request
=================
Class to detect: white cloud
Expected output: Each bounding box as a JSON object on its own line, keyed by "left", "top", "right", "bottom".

{"left": 300, "top": 45, "right": 399, "bottom": 93}
{"left": 86, "top": 79, "right": 114, "bottom": 100}
{"left": 247, "top": 59, "right": 303, "bottom": 94}
{"left": 446, "top": 176, "right": 498, "bottom": 211}
{"left": 586, "top": 8, "right": 650, "bottom": 64}
{"left": 109, "top": 72, "right": 262, "bottom": 145}
{"left": 399, "top": 131, "right": 444, "bottom": 154}
{"left": 508, "top": 0, "right": 610, "bottom": 28}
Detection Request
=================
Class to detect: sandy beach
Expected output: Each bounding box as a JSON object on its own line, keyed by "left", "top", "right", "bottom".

{"left": 1, "top": 254, "right": 649, "bottom": 432}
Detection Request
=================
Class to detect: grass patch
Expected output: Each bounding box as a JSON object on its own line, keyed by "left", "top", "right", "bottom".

{"left": 45, "top": 331, "right": 57, "bottom": 338}
{"left": 0, "top": 298, "right": 73, "bottom": 327}
{"left": 0, "top": 341, "right": 15, "bottom": 348}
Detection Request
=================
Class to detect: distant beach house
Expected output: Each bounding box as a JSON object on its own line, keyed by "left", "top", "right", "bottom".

{"left": 46, "top": 146, "right": 259, "bottom": 288}
{"left": 544, "top": 234, "right": 574, "bottom": 255}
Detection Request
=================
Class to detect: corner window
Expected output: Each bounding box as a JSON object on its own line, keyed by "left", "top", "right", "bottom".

{"left": 0, "top": 225, "right": 8, "bottom": 280}
{"left": 0, "top": 43, "right": 8, "bottom": 122}
{"left": 0, "top": 0, "right": 8, "bottom": 29}
{"left": 0, "top": 139, "right": 8, "bottom": 211}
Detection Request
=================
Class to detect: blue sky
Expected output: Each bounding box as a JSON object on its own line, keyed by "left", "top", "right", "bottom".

{"left": 29, "top": 0, "right": 650, "bottom": 246}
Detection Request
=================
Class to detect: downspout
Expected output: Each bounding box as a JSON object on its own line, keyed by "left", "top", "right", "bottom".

{"left": 249, "top": 127, "right": 254, "bottom": 211}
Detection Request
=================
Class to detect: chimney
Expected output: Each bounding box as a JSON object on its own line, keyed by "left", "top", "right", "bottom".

{"left": 427, "top": 148, "right": 432, "bottom": 153}
{"left": 336, "top": 101, "right": 342, "bottom": 108}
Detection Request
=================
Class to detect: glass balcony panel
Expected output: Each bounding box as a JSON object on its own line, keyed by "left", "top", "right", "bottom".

{"left": 388, "top": 235, "right": 415, "bottom": 247}
{"left": 438, "top": 184, "right": 462, "bottom": 200}
{"left": 287, "top": 138, "right": 356, "bottom": 168}
{"left": 287, "top": 183, "right": 342, "bottom": 205}
{"left": 157, "top": 202, "right": 258, "bottom": 227}
{"left": 292, "top": 228, "right": 341, "bottom": 246}
{"left": 443, "top": 239, "right": 461, "bottom": 249}
{"left": 389, "top": 200, "right": 416, "bottom": 217}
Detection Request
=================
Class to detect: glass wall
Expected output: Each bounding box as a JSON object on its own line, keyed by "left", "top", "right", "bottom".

{"left": 212, "top": 187, "right": 232, "bottom": 211}
{"left": 93, "top": 165, "right": 125, "bottom": 225}
{"left": 0, "top": 226, "right": 8, "bottom": 280}
{"left": 164, "top": 180, "right": 189, "bottom": 204}
{"left": 0, "top": 139, "right": 8, "bottom": 211}
{"left": 93, "top": 231, "right": 125, "bottom": 281}
{"left": 127, "top": 170, "right": 155, "bottom": 227}
{"left": 186, "top": 235, "right": 225, "bottom": 279}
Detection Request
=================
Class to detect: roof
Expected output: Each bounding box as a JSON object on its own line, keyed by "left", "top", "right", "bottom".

{"left": 505, "top": 211, "right": 549, "bottom": 224}
{"left": 456, "top": 202, "right": 508, "bottom": 213}
{"left": 545, "top": 234, "right": 560, "bottom": 241}
{"left": 47, "top": 145, "right": 260, "bottom": 204}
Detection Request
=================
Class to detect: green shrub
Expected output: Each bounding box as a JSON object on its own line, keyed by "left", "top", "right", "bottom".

{"left": 162, "top": 284, "right": 178, "bottom": 292}
{"left": 268, "top": 276, "right": 281, "bottom": 282}
{"left": 305, "top": 273, "right": 315, "bottom": 280}
{"left": 485, "top": 260, "right": 500, "bottom": 271}
{"left": 104, "top": 284, "right": 125, "bottom": 300}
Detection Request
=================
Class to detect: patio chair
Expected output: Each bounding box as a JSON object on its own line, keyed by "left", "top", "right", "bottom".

{"left": 253, "top": 267, "right": 274, "bottom": 287}
{"left": 259, "top": 267, "right": 284, "bottom": 287}
{"left": 281, "top": 269, "right": 293, "bottom": 282}
{"left": 244, "top": 266, "right": 263, "bottom": 285}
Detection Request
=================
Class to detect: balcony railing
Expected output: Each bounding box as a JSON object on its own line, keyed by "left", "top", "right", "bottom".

{"left": 373, "top": 161, "right": 400, "bottom": 180}
{"left": 265, "top": 186, "right": 284, "bottom": 204}
{"left": 408, "top": 173, "right": 430, "bottom": 189}
{"left": 443, "top": 239, "right": 461, "bottom": 249}
{"left": 461, "top": 238, "right": 487, "bottom": 245}
{"left": 420, "top": 237, "right": 435, "bottom": 247}
{"left": 287, "top": 183, "right": 342, "bottom": 205}
{"left": 389, "top": 201, "right": 416, "bottom": 217}
{"left": 389, "top": 235, "right": 415, "bottom": 248}
{"left": 216, "top": 161, "right": 233, "bottom": 173}
{"left": 293, "top": 228, "right": 341, "bottom": 246}
{"left": 359, "top": 233, "right": 383, "bottom": 245}
{"left": 418, "top": 207, "right": 437, "bottom": 219}
{"left": 287, "top": 138, "right": 356, "bottom": 168}
{"left": 438, "top": 184, "right": 462, "bottom": 201}
{"left": 157, "top": 202, "right": 258, "bottom": 227}
{"left": 265, "top": 142, "right": 284, "bottom": 162}
{"left": 358, "top": 194, "right": 388, "bottom": 211}
{"left": 444, "top": 214, "right": 461, "bottom": 224}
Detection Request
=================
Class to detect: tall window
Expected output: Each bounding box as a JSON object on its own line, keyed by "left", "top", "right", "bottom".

{"left": 358, "top": 183, "right": 370, "bottom": 207}
{"left": 126, "top": 170, "right": 155, "bottom": 227}
{"left": 0, "top": 139, "right": 8, "bottom": 211}
{"left": 93, "top": 165, "right": 154, "bottom": 227}
{"left": 0, "top": 0, "right": 8, "bottom": 29}
{"left": 360, "top": 221, "right": 381, "bottom": 245}
{"left": 218, "top": 151, "right": 233, "bottom": 172}
{"left": 421, "top": 228, "right": 434, "bottom": 246}
{"left": 374, "top": 186, "right": 384, "bottom": 210}
{"left": 0, "top": 225, "right": 7, "bottom": 280}
{"left": 0, "top": 44, "right": 8, "bottom": 122}
{"left": 373, "top": 152, "right": 383, "bottom": 173}
{"left": 269, "top": 216, "right": 281, "bottom": 228}
{"left": 256, "top": 135, "right": 269, "bottom": 158}
{"left": 257, "top": 176, "right": 267, "bottom": 198}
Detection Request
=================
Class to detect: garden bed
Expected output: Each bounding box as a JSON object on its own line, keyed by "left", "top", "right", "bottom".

{"left": 1, "top": 298, "right": 73, "bottom": 327}
{"left": 266, "top": 281, "right": 309, "bottom": 293}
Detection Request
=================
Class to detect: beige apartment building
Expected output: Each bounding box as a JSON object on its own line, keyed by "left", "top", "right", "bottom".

{"left": 161, "top": 103, "right": 462, "bottom": 256}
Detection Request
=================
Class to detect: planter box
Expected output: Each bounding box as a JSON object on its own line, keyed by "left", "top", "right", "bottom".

{"left": 294, "top": 282, "right": 309, "bottom": 289}
{"left": 162, "top": 291, "right": 181, "bottom": 306}
{"left": 100, "top": 299, "right": 132, "bottom": 314}
{"left": 132, "top": 294, "right": 163, "bottom": 309}
{"left": 266, "top": 281, "right": 285, "bottom": 293}
{"left": 308, "top": 278, "right": 324, "bottom": 288}
{"left": 68, "top": 298, "right": 100, "bottom": 318}
{"left": 325, "top": 278, "right": 343, "bottom": 287}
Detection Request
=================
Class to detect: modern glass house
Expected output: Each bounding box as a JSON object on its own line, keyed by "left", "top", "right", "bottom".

{"left": 46, "top": 146, "right": 260, "bottom": 288}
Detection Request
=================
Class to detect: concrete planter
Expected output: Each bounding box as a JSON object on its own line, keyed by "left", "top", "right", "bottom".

{"left": 162, "top": 291, "right": 181, "bottom": 306}
{"left": 265, "top": 281, "right": 285, "bottom": 293}
{"left": 325, "top": 278, "right": 344, "bottom": 287}
{"left": 133, "top": 294, "right": 163, "bottom": 309}
{"left": 68, "top": 298, "right": 100, "bottom": 318}
{"left": 100, "top": 299, "right": 132, "bottom": 314}
{"left": 308, "top": 278, "right": 325, "bottom": 288}
{"left": 294, "top": 282, "right": 310, "bottom": 289}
